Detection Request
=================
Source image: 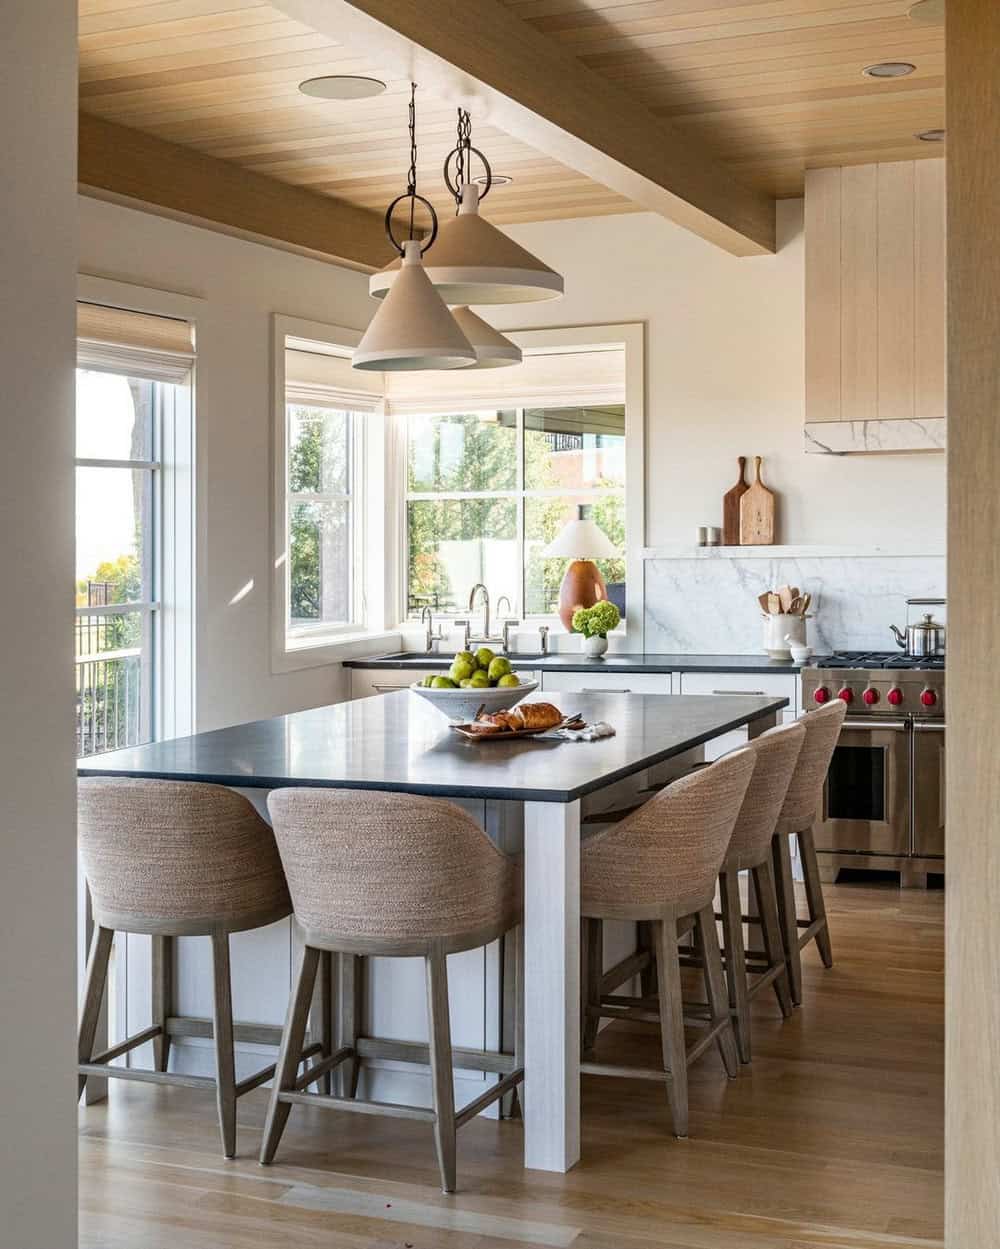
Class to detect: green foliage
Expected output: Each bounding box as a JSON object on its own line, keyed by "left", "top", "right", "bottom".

{"left": 572, "top": 600, "right": 621, "bottom": 638}
{"left": 287, "top": 406, "right": 349, "bottom": 622}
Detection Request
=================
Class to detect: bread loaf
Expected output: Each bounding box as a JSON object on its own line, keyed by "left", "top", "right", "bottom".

{"left": 508, "top": 702, "right": 563, "bottom": 731}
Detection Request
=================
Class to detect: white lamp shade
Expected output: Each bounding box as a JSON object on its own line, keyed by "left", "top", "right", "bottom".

{"left": 450, "top": 306, "right": 522, "bottom": 369}
{"left": 543, "top": 513, "right": 619, "bottom": 559}
{"left": 369, "top": 184, "right": 564, "bottom": 306}
{"left": 353, "top": 241, "right": 476, "bottom": 372}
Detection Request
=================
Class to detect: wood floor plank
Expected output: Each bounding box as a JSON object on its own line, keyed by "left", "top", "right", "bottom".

{"left": 79, "top": 881, "right": 943, "bottom": 1249}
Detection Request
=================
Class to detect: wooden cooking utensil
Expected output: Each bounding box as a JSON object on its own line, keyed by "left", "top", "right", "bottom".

{"left": 722, "top": 457, "right": 749, "bottom": 546}
{"left": 788, "top": 595, "right": 805, "bottom": 615}
{"left": 767, "top": 592, "right": 781, "bottom": 615}
{"left": 739, "top": 456, "right": 776, "bottom": 545}
{"left": 778, "top": 585, "right": 793, "bottom": 612}
{"left": 801, "top": 592, "right": 812, "bottom": 614}
{"left": 758, "top": 591, "right": 772, "bottom": 614}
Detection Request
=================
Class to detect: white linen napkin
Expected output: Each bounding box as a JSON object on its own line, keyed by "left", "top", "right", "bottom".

{"left": 551, "top": 721, "right": 616, "bottom": 742}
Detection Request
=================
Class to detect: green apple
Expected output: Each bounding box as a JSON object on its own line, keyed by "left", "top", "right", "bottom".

{"left": 488, "top": 656, "right": 512, "bottom": 682}
{"left": 497, "top": 673, "right": 520, "bottom": 688}
{"left": 422, "top": 675, "right": 436, "bottom": 687}
{"left": 431, "top": 676, "right": 457, "bottom": 689}
{"left": 449, "top": 656, "right": 475, "bottom": 683}
{"left": 459, "top": 678, "right": 474, "bottom": 688}
{"left": 470, "top": 671, "right": 490, "bottom": 688}
{"left": 475, "top": 646, "right": 496, "bottom": 670}
{"left": 454, "top": 650, "right": 476, "bottom": 668}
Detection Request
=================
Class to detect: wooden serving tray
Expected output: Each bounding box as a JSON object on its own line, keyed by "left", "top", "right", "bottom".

{"left": 450, "top": 714, "right": 586, "bottom": 742}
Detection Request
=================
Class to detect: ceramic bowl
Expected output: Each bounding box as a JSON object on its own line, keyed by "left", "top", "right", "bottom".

{"left": 409, "top": 679, "right": 539, "bottom": 723}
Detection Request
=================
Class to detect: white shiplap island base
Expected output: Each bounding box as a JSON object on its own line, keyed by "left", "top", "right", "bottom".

{"left": 79, "top": 690, "right": 786, "bottom": 1172}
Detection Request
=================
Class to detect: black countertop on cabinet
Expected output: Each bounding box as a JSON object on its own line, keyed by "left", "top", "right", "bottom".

{"left": 344, "top": 652, "right": 807, "bottom": 675}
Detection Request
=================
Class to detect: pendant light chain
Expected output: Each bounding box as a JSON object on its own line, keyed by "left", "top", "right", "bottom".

{"left": 383, "top": 82, "right": 437, "bottom": 256}
{"left": 444, "top": 108, "right": 491, "bottom": 206}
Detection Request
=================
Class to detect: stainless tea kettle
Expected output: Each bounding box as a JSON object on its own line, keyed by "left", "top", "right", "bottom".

{"left": 890, "top": 599, "right": 946, "bottom": 657}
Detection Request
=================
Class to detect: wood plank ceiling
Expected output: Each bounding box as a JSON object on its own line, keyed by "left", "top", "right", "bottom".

{"left": 79, "top": 0, "right": 945, "bottom": 227}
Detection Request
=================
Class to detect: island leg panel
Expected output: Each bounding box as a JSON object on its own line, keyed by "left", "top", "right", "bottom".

{"left": 523, "top": 799, "right": 581, "bottom": 1173}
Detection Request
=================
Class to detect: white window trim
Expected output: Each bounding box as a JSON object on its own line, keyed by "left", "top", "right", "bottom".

{"left": 388, "top": 322, "right": 645, "bottom": 645}
{"left": 271, "top": 314, "right": 400, "bottom": 673}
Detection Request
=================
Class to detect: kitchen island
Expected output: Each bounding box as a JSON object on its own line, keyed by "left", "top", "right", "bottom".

{"left": 79, "top": 689, "right": 786, "bottom": 1173}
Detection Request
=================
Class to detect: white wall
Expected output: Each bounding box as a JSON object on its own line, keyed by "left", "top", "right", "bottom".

{"left": 494, "top": 201, "right": 946, "bottom": 551}
{"left": 79, "top": 197, "right": 377, "bottom": 730}
{"left": 1, "top": 4, "right": 79, "bottom": 1247}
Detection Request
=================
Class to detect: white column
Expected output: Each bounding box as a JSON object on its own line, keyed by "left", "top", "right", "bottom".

{"left": 0, "top": 2, "right": 79, "bottom": 1245}
{"left": 522, "top": 799, "right": 581, "bottom": 1172}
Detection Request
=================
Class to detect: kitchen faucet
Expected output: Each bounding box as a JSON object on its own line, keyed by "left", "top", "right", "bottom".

{"left": 468, "top": 583, "right": 491, "bottom": 644}
{"left": 420, "top": 606, "right": 444, "bottom": 654}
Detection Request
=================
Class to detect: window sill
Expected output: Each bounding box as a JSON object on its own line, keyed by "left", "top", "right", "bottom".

{"left": 272, "top": 629, "right": 403, "bottom": 674}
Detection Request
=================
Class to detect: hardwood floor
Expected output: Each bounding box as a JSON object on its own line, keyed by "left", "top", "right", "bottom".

{"left": 79, "top": 881, "right": 943, "bottom": 1249}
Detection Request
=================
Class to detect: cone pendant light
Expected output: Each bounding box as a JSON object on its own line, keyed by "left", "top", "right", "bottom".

{"left": 353, "top": 240, "right": 476, "bottom": 371}
{"left": 352, "top": 85, "right": 476, "bottom": 372}
{"left": 450, "top": 306, "right": 522, "bottom": 369}
{"left": 370, "top": 183, "right": 563, "bottom": 305}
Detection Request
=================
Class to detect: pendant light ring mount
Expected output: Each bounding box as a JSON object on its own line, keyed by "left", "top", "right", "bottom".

{"left": 384, "top": 192, "right": 438, "bottom": 257}
{"left": 444, "top": 144, "right": 492, "bottom": 205}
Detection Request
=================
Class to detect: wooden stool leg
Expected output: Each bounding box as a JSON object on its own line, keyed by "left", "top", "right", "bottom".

{"left": 339, "top": 953, "right": 363, "bottom": 1097}
{"left": 753, "top": 860, "right": 793, "bottom": 1018}
{"left": 260, "top": 945, "right": 320, "bottom": 1165}
{"left": 78, "top": 925, "right": 114, "bottom": 1101}
{"left": 581, "top": 918, "right": 603, "bottom": 1055}
{"left": 655, "top": 918, "right": 689, "bottom": 1138}
{"left": 210, "top": 930, "right": 237, "bottom": 1159}
{"left": 315, "top": 950, "right": 334, "bottom": 1094}
{"left": 637, "top": 920, "right": 657, "bottom": 997}
{"left": 772, "top": 833, "right": 803, "bottom": 1007}
{"left": 151, "top": 934, "right": 173, "bottom": 1073}
{"left": 798, "top": 826, "right": 834, "bottom": 968}
{"left": 425, "top": 945, "right": 457, "bottom": 1194}
{"left": 697, "top": 906, "right": 739, "bottom": 1078}
{"left": 719, "top": 869, "right": 751, "bottom": 1064}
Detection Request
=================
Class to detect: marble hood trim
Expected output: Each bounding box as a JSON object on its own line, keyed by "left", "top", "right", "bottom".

{"left": 644, "top": 555, "right": 946, "bottom": 655}
{"left": 804, "top": 419, "right": 946, "bottom": 454}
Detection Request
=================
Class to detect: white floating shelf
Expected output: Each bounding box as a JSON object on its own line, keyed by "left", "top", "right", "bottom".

{"left": 641, "top": 544, "right": 946, "bottom": 561}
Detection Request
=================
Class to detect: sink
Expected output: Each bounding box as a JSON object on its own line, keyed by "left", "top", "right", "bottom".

{"left": 367, "top": 651, "right": 549, "bottom": 663}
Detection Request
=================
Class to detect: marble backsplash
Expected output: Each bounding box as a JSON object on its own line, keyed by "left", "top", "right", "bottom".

{"left": 644, "top": 551, "right": 946, "bottom": 655}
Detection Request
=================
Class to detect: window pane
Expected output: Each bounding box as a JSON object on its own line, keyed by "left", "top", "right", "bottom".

{"left": 407, "top": 498, "right": 517, "bottom": 616}
{"left": 76, "top": 618, "right": 149, "bottom": 758}
{"left": 289, "top": 499, "right": 352, "bottom": 628}
{"left": 524, "top": 494, "right": 625, "bottom": 618}
{"left": 75, "top": 466, "right": 149, "bottom": 604}
{"left": 76, "top": 370, "right": 153, "bottom": 461}
{"left": 288, "top": 405, "right": 350, "bottom": 494}
{"left": 524, "top": 405, "right": 625, "bottom": 491}
{"left": 408, "top": 411, "right": 517, "bottom": 493}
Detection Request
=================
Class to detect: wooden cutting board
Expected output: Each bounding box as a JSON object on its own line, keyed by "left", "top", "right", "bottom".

{"left": 722, "top": 456, "right": 748, "bottom": 545}
{"left": 739, "top": 456, "right": 776, "bottom": 545}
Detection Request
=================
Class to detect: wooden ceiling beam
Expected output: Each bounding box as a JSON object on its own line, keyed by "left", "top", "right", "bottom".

{"left": 78, "top": 112, "right": 391, "bottom": 272}
{"left": 269, "top": 0, "right": 776, "bottom": 256}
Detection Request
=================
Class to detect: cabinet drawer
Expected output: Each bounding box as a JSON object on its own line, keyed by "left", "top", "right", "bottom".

{"left": 678, "top": 671, "right": 797, "bottom": 701}
{"left": 351, "top": 670, "right": 438, "bottom": 699}
{"left": 540, "top": 671, "right": 671, "bottom": 695}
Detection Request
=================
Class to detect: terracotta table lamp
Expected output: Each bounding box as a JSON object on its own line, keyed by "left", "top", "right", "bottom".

{"left": 543, "top": 505, "right": 619, "bottom": 631}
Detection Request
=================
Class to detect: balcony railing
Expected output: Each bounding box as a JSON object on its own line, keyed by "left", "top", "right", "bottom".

{"left": 75, "top": 600, "right": 152, "bottom": 758}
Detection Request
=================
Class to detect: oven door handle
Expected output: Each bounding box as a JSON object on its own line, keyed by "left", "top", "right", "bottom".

{"left": 841, "top": 718, "right": 909, "bottom": 731}
{"left": 913, "top": 721, "right": 947, "bottom": 732}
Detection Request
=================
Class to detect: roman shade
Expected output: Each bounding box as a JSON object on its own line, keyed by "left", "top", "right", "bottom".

{"left": 77, "top": 302, "right": 195, "bottom": 383}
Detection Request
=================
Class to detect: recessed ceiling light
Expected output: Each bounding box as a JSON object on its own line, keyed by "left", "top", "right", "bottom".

{"left": 298, "top": 75, "right": 386, "bottom": 100}
{"left": 908, "top": 0, "right": 945, "bottom": 24}
{"left": 862, "top": 61, "right": 917, "bottom": 78}
{"left": 474, "top": 173, "right": 513, "bottom": 187}
{"left": 915, "top": 128, "right": 946, "bottom": 141}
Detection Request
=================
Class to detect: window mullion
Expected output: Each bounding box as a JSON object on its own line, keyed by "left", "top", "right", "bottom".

{"left": 516, "top": 407, "right": 526, "bottom": 619}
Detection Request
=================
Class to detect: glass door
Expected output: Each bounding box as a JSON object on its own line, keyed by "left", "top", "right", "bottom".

{"left": 814, "top": 720, "right": 911, "bottom": 855}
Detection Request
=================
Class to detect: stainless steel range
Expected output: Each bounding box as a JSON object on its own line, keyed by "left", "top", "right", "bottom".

{"left": 800, "top": 652, "right": 945, "bottom": 885}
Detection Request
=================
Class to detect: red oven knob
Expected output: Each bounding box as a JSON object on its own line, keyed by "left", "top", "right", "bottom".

{"left": 862, "top": 687, "right": 880, "bottom": 705}
{"left": 837, "top": 687, "right": 853, "bottom": 704}
{"left": 920, "top": 688, "right": 937, "bottom": 707}
{"left": 813, "top": 686, "right": 830, "bottom": 704}
{"left": 887, "top": 687, "right": 903, "bottom": 706}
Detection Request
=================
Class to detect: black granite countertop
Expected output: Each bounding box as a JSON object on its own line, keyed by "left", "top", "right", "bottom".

{"left": 77, "top": 690, "right": 788, "bottom": 804}
{"left": 344, "top": 651, "right": 808, "bottom": 675}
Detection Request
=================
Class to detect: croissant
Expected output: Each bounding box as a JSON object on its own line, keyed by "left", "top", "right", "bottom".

{"left": 508, "top": 702, "right": 563, "bottom": 731}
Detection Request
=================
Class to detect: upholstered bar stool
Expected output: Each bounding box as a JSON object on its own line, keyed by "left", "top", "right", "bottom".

{"left": 713, "top": 721, "right": 805, "bottom": 1063}
{"left": 579, "top": 749, "right": 756, "bottom": 1139}
{"left": 261, "top": 789, "right": 523, "bottom": 1194}
{"left": 771, "top": 699, "right": 848, "bottom": 1005}
{"left": 77, "top": 778, "right": 293, "bottom": 1158}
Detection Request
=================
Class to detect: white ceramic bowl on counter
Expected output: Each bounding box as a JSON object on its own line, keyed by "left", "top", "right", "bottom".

{"left": 410, "top": 679, "right": 538, "bottom": 723}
